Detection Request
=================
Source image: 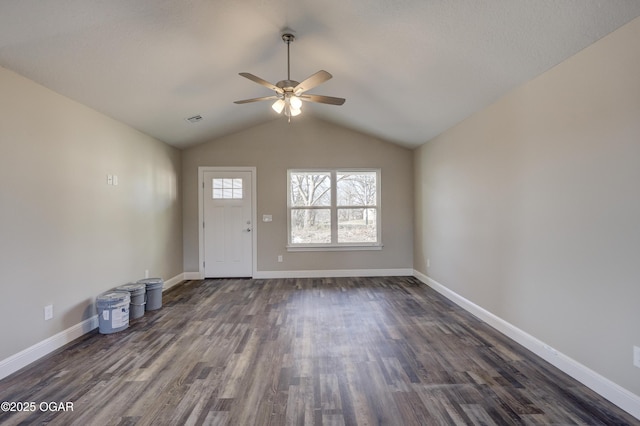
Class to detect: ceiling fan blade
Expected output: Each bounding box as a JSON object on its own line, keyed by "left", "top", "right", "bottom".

{"left": 239, "top": 73, "right": 283, "bottom": 94}
{"left": 299, "top": 94, "right": 346, "bottom": 105}
{"left": 234, "top": 95, "right": 279, "bottom": 104}
{"left": 294, "top": 70, "right": 332, "bottom": 95}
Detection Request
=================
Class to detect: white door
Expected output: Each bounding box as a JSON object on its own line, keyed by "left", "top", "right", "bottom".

{"left": 203, "top": 171, "right": 253, "bottom": 277}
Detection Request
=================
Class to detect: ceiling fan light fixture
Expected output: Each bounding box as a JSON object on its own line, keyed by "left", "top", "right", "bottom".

{"left": 272, "top": 99, "right": 285, "bottom": 114}
{"left": 289, "top": 95, "right": 302, "bottom": 109}
{"left": 289, "top": 106, "right": 301, "bottom": 117}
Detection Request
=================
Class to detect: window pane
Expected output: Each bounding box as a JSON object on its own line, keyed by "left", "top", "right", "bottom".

{"left": 338, "top": 208, "right": 377, "bottom": 243}
{"left": 213, "top": 178, "right": 243, "bottom": 199}
{"left": 337, "top": 172, "right": 377, "bottom": 206}
{"left": 291, "top": 209, "right": 331, "bottom": 244}
{"left": 290, "top": 172, "right": 331, "bottom": 207}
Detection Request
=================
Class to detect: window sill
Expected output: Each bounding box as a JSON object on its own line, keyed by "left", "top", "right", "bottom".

{"left": 286, "top": 244, "right": 383, "bottom": 252}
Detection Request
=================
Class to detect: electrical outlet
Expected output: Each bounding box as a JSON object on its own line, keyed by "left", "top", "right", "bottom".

{"left": 145, "top": 269, "right": 149, "bottom": 278}
{"left": 634, "top": 346, "right": 640, "bottom": 368}
{"left": 44, "top": 304, "right": 53, "bottom": 321}
{"left": 278, "top": 255, "right": 283, "bottom": 263}
{"left": 107, "top": 174, "right": 113, "bottom": 185}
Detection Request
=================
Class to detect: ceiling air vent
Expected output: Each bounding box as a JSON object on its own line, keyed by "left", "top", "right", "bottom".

{"left": 185, "top": 114, "right": 203, "bottom": 124}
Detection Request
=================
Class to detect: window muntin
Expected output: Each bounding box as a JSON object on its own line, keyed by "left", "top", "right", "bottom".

{"left": 287, "top": 169, "right": 381, "bottom": 250}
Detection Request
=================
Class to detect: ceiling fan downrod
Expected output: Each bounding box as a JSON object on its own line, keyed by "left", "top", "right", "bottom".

{"left": 282, "top": 33, "right": 295, "bottom": 81}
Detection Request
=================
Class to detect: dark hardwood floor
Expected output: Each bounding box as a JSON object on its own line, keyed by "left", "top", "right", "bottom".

{"left": 0, "top": 277, "right": 637, "bottom": 425}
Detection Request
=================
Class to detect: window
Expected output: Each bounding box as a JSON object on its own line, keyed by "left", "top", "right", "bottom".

{"left": 212, "top": 178, "right": 243, "bottom": 199}
{"left": 287, "top": 169, "right": 381, "bottom": 250}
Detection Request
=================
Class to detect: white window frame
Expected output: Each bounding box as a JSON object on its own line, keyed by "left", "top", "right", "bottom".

{"left": 287, "top": 168, "right": 382, "bottom": 251}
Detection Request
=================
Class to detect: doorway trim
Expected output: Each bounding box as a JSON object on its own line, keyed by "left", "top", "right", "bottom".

{"left": 198, "top": 166, "right": 257, "bottom": 279}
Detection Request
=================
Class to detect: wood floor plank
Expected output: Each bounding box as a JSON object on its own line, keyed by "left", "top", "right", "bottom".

{"left": 0, "top": 276, "right": 637, "bottom": 425}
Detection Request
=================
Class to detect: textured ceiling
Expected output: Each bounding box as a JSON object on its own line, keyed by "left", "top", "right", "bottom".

{"left": 2, "top": 1, "right": 640, "bottom": 149}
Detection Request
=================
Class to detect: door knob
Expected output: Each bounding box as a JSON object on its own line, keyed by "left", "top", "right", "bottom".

{"left": 246, "top": 228, "right": 252, "bottom": 232}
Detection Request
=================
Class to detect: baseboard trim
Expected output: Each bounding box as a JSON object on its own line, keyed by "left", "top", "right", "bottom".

{"left": 413, "top": 270, "right": 640, "bottom": 420}
{"left": 0, "top": 272, "right": 186, "bottom": 381}
{"left": 253, "top": 268, "right": 414, "bottom": 279}
{"left": 0, "top": 315, "right": 98, "bottom": 381}
{"left": 163, "top": 272, "right": 186, "bottom": 291}
{"left": 183, "top": 272, "right": 202, "bottom": 280}
{"left": 179, "top": 269, "right": 414, "bottom": 280}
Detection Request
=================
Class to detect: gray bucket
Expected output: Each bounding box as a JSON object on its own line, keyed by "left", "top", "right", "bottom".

{"left": 97, "top": 291, "right": 130, "bottom": 334}
{"left": 137, "top": 278, "right": 163, "bottom": 311}
{"left": 116, "top": 283, "right": 146, "bottom": 319}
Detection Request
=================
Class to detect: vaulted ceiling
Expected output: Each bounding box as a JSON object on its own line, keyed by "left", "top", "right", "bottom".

{"left": 2, "top": 1, "right": 640, "bottom": 149}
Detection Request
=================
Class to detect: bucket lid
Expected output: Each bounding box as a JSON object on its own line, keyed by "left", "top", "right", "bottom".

{"left": 137, "top": 278, "right": 163, "bottom": 284}
{"left": 116, "top": 283, "right": 145, "bottom": 293}
{"left": 97, "top": 291, "right": 130, "bottom": 304}
{"left": 143, "top": 282, "right": 163, "bottom": 290}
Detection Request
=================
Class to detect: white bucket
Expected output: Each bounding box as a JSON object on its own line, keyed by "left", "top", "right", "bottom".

{"left": 137, "top": 278, "right": 164, "bottom": 311}
{"left": 97, "top": 291, "right": 130, "bottom": 334}
{"left": 115, "top": 283, "right": 146, "bottom": 319}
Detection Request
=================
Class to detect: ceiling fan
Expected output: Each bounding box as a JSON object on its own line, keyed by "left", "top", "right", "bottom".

{"left": 234, "top": 33, "right": 346, "bottom": 121}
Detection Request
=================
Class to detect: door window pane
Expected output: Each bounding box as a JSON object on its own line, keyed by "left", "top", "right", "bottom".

{"left": 213, "top": 178, "right": 243, "bottom": 199}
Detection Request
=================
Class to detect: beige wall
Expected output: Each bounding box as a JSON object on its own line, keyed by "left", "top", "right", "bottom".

{"left": 414, "top": 17, "right": 640, "bottom": 396}
{"left": 182, "top": 116, "right": 413, "bottom": 274}
{"left": 0, "top": 66, "right": 183, "bottom": 361}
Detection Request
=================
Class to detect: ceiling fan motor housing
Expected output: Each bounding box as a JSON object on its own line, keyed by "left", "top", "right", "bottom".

{"left": 276, "top": 80, "right": 300, "bottom": 91}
